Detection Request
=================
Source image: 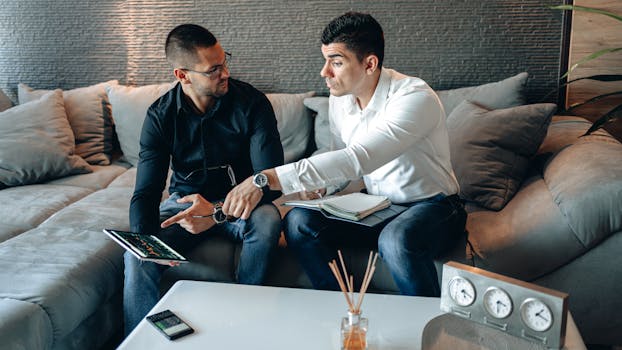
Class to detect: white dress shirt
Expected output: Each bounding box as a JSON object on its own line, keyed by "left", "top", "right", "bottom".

{"left": 275, "top": 68, "right": 459, "bottom": 204}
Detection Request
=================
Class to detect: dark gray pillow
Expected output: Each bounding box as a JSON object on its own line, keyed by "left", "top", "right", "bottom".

{"left": 0, "top": 90, "right": 92, "bottom": 187}
{"left": 303, "top": 96, "right": 330, "bottom": 154}
{"left": 437, "top": 72, "right": 528, "bottom": 116}
{"left": 447, "top": 100, "right": 556, "bottom": 210}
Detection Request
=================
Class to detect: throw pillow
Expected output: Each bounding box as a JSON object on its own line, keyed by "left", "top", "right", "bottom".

{"left": 0, "top": 88, "right": 13, "bottom": 112}
{"left": 0, "top": 90, "right": 92, "bottom": 187}
{"left": 18, "top": 81, "right": 119, "bottom": 165}
{"left": 437, "top": 72, "right": 528, "bottom": 116}
{"left": 447, "top": 100, "right": 556, "bottom": 210}
{"left": 303, "top": 96, "right": 330, "bottom": 154}
{"left": 266, "top": 91, "right": 315, "bottom": 162}
{"left": 107, "top": 82, "right": 176, "bottom": 166}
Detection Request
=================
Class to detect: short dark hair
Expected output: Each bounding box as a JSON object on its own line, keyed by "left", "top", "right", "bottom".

{"left": 165, "top": 24, "right": 217, "bottom": 68}
{"left": 321, "top": 12, "right": 384, "bottom": 68}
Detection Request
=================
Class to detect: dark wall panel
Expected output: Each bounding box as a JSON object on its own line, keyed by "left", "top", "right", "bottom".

{"left": 0, "top": 0, "right": 564, "bottom": 103}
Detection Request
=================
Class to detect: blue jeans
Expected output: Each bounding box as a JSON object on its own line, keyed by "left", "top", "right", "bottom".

{"left": 123, "top": 194, "right": 281, "bottom": 334}
{"left": 284, "top": 193, "right": 467, "bottom": 297}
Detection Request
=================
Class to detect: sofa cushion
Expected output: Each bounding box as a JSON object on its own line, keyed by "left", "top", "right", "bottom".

{"left": 0, "top": 90, "right": 92, "bottom": 188}
{"left": 543, "top": 133, "right": 622, "bottom": 248}
{"left": 303, "top": 96, "right": 330, "bottom": 154}
{"left": 0, "top": 227, "right": 124, "bottom": 342}
{"left": 0, "top": 298, "right": 53, "bottom": 350}
{"left": 0, "top": 184, "right": 93, "bottom": 243}
{"left": 40, "top": 187, "right": 133, "bottom": 232}
{"left": 18, "top": 81, "right": 118, "bottom": 165}
{"left": 437, "top": 72, "right": 527, "bottom": 115}
{"left": 46, "top": 163, "right": 131, "bottom": 190}
{"left": 0, "top": 88, "right": 12, "bottom": 112}
{"left": 447, "top": 101, "right": 556, "bottom": 210}
{"left": 106, "top": 82, "right": 176, "bottom": 167}
{"left": 266, "top": 91, "right": 315, "bottom": 162}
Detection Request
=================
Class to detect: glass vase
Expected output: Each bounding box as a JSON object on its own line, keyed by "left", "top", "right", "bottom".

{"left": 340, "top": 310, "right": 368, "bottom": 350}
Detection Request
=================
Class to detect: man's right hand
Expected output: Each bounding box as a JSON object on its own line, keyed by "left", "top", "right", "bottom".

{"left": 160, "top": 194, "right": 217, "bottom": 234}
{"left": 300, "top": 188, "right": 327, "bottom": 200}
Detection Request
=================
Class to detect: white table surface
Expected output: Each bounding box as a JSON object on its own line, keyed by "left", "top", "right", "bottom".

{"left": 118, "top": 280, "right": 586, "bottom": 350}
{"left": 119, "top": 280, "right": 442, "bottom": 349}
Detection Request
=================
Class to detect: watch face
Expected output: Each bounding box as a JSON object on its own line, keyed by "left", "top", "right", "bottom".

{"left": 448, "top": 276, "right": 476, "bottom": 307}
{"left": 483, "top": 287, "right": 513, "bottom": 319}
{"left": 213, "top": 206, "right": 227, "bottom": 224}
{"left": 253, "top": 173, "right": 268, "bottom": 188}
{"left": 520, "top": 298, "right": 553, "bottom": 332}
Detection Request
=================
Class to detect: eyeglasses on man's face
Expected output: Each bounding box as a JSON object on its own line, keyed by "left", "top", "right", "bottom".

{"left": 180, "top": 52, "right": 231, "bottom": 80}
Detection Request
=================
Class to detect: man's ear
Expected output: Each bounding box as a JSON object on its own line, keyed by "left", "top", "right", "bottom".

{"left": 364, "top": 54, "right": 379, "bottom": 75}
{"left": 174, "top": 68, "right": 191, "bottom": 84}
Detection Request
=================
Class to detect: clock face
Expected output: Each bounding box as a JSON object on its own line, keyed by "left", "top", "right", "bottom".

{"left": 483, "top": 287, "right": 513, "bottom": 319}
{"left": 520, "top": 298, "right": 553, "bottom": 332}
{"left": 448, "top": 276, "right": 476, "bottom": 307}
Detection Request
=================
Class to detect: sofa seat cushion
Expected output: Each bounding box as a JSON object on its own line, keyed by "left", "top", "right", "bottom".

{"left": 0, "top": 298, "right": 53, "bottom": 350}
{"left": 543, "top": 133, "right": 622, "bottom": 248}
{"left": 0, "top": 184, "right": 93, "bottom": 243}
{"left": 0, "top": 227, "right": 124, "bottom": 342}
{"left": 40, "top": 187, "right": 133, "bottom": 232}
{"left": 45, "top": 163, "right": 131, "bottom": 190}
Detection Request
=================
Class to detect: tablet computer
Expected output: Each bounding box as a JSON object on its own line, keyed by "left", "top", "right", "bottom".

{"left": 103, "top": 229, "right": 188, "bottom": 264}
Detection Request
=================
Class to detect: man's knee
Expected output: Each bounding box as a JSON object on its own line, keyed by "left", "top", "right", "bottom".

{"left": 283, "top": 208, "right": 319, "bottom": 242}
{"left": 378, "top": 225, "right": 413, "bottom": 259}
{"left": 248, "top": 204, "right": 281, "bottom": 238}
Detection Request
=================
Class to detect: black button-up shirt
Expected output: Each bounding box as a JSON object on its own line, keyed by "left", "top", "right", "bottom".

{"left": 130, "top": 79, "right": 284, "bottom": 234}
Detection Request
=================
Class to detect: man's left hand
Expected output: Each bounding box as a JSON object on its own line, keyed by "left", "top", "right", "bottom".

{"left": 222, "top": 176, "right": 263, "bottom": 220}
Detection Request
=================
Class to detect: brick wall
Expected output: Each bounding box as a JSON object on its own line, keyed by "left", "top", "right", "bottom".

{"left": 0, "top": 0, "right": 564, "bottom": 104}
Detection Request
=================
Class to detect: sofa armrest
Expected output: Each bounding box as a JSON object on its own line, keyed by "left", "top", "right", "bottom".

{"left": 465, "top": 121, "right": 622, "bottom": 280}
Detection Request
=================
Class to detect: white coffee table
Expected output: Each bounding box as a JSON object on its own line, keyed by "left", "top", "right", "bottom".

{"left": 118, "top": 280, "right": 586, "bottom": 349}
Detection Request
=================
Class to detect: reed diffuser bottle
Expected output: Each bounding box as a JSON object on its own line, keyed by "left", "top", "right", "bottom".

{"left": 341, "top": 310, "right": 368, "bottom": 350}
{"left": 330, "top": 250, "right": 378, "bottom": 350}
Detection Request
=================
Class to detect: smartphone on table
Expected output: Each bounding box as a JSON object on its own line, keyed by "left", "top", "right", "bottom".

{"left": 146, "top": 309, "right": 194, "bottom": 340}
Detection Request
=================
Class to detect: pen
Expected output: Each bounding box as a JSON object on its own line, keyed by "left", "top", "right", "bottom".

{"left": 192, "top": 215, "right": 213, "bottom": 218}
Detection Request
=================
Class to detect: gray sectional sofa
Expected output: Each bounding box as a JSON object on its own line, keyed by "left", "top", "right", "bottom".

{"left": 0, "top": 72, "right": 620, "bottom": 349}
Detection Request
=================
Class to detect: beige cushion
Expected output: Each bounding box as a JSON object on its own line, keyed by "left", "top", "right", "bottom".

{"left": 0, "top": 90, "right": 92, "bottom": 187}
{"left": 0, "top": 89, "right": 12, "bottom": 112}
{"left": 437, "top": 72, "right": 528, "bottom": 115}
{"left": 18, "top": 81, "right": 118, "bottom": 165}
{"left": 447, "top": 100, "right": 556, "bottom": 210}
{"left": 106, "top": 82, "right": 176, "bottom": 166}
{"left": 266, "top": 91, "right": 315, "bottom": 162}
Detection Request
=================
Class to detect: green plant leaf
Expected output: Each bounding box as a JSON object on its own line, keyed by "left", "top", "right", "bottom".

{"left": 540, "top": 75, "right": 622, "bottom": 102}
{"left": 549, "top": 5, "right": 622, "bottom": 22}
{"left": 583, "top": 104, "right": 622, "bottom": 136}
{"left": 562, "top": 48, "right": 622, "bottom": 79}
{"left": 565, "top": 91, "right": 622, "bottom": 113}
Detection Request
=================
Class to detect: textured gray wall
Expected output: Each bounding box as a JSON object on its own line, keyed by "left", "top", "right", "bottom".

{"left": 0, "top": 0, "right": 564, "bottom": 104}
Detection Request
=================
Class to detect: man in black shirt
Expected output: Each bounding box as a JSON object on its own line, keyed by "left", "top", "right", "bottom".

{"left": 124, "top": 24, "right": 284, "bottom": 334}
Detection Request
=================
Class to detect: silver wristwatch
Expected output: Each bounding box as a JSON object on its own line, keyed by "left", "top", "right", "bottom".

{"left": 252, "top": 172, "right": 269, "bottom": 194}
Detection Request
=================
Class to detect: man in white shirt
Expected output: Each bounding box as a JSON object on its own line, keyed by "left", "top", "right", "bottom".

{"left": 223, "top": 12, "right": 467, "bottom": 296}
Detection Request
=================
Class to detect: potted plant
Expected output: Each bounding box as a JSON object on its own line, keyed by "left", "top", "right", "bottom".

{"left": 550, "top": 4, "right": 622, "bottom": 136}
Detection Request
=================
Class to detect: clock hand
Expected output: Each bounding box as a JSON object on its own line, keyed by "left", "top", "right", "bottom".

{"left": 461, "top": 289, "right": 472, "bottom": 298}
{"left": 535, "top": 309, "right": 549, "bottom": 322}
